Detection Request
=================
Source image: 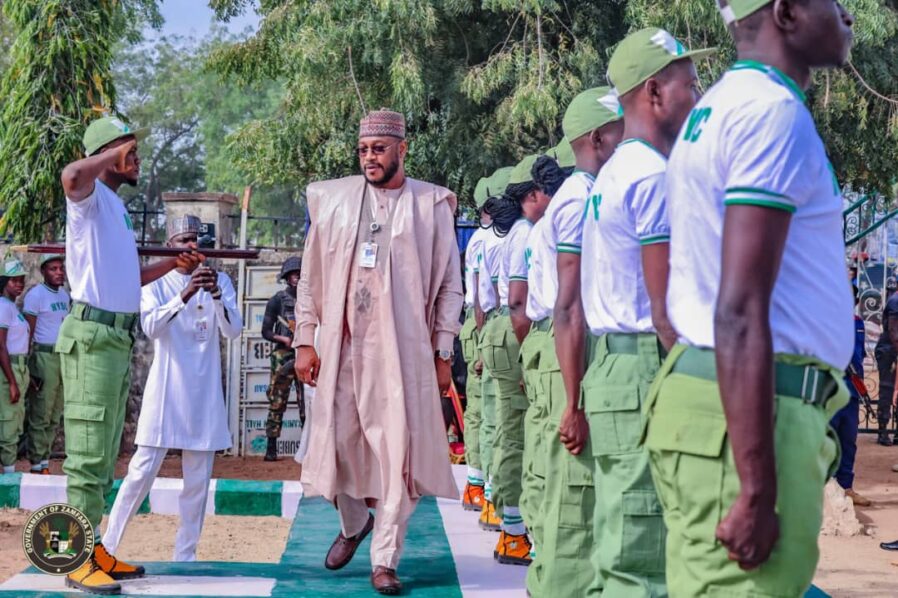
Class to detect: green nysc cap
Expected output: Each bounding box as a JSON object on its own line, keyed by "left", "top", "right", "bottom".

{"left": 716, "top": 0, "right": 771, "bottom": 24}
{"left": 2, "top": 259, "right": 25, "bottom": 277}
{"left": 474, "top": 177, "right": 491, "bottom": 209}
{"left": 83, "top": 116, "right": 149, "bottom": 157}
{"left": 40, "top": 254, "right": 64, "bottom": 267}
{"left": 562, "top": 86, "right": 623, "bottom": 143}
{"left": 547, "top": 138, "right": 575, "bottom": 169}
{"left": 508, "top": 154, "right": 540, "bottom": 186}
{"left": 608, "top": 28, "right": 716, "bottom": 97}
{"left": 487, "top": 167, "right": 514, "bottom": 197}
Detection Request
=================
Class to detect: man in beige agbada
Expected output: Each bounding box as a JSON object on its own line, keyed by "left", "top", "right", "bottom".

{"left": 294, "top": 109, "right": 462, "bottom": 595}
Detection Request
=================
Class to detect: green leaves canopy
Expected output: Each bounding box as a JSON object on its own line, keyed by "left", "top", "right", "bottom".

{"left": 210, "top": 0, "right": 898, "bottom": 205}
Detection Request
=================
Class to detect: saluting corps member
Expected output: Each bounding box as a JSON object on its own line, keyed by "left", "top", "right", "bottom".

{"left": 104, "top": 215, "right": 242, "bottom": 563}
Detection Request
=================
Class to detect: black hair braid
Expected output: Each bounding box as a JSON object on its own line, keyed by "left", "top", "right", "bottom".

{"left": 484, "top": 194, "right": 523, "bottom": 237}
{"left": 531, "top": 155, "right": 567, "bottom": 197}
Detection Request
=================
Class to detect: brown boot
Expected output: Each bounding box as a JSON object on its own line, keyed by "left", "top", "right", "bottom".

{"left": 371, "top": 566, "right": 402, "bottom": 595}
{"left": 845, "top": 488, "right": 873, "bottom": 507}
{"left": 325, "top": 513, "right": 374, "bottom": 570}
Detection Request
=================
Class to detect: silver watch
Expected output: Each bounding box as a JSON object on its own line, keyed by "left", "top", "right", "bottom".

{"left": 434, "top": 349, "right": 453, "bottom": 362}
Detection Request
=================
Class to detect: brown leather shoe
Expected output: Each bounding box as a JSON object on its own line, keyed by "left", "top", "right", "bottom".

{"left": 325, "top": 513, "right": 374, "bottom": 570}
{"left": 371, "top": 566, "right": 402, "bottom": 595}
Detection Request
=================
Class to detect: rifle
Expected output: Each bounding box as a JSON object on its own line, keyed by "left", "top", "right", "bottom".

{"left": 11, "top": 243, "right": 260, "bottom": 260}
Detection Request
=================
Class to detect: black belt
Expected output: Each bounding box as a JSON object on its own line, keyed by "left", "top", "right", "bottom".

{"left": 33, "top": 343, "right": 56, "bottom": 353}
{"left": 71, "top": 302, "right": 137, "bottom": 332}
{"left": 672, "top": 346, "right": 839, "bottom": 408}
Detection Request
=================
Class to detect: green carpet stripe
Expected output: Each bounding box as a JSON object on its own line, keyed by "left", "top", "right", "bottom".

{"left": 276, "top": 496, "right": 461, "bottom": 597}
{"left": 215, "top": 479, "right": 282, "bottom": 516}
{"left": 0, "top": 473, "right": 21, "bottom": 508}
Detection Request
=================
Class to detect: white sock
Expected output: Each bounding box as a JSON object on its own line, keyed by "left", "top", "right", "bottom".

{"left": 484, "top": 481, "right": 492, "bottom": 502}
{"left": 466, "top": 467, "right": 485, "bottom": 485}
{"left": 502, "top": 506, "right": 526, "bottom": 536}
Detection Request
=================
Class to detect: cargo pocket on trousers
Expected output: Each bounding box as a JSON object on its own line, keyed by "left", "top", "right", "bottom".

{"left": 64, "top": 403, "right": 106, "bottom": 456}
{"left": 56, "top": 336, "right": 76, "bottom": 381}
{"left": 645, "top": 409, "right": 727, "bottom": 543}
{"left": 559, "top": 454, "right": 595, "bottom": 531}
{"left": 620, "top": 490, "right": 666, "bottom": 574}
{"left": 584, "top": 384, "right": 643, "bottom": 456}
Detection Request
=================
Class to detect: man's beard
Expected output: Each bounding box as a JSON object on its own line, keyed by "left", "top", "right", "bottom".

{"left": 363, "top": 158, "right": 400, "bottom": 186}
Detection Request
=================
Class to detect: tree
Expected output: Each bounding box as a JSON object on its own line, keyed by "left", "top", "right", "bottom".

{"left": 0, "top": 0, "right": 162, "bottom": 241}
{"left": 210, "top": 0, "right": 898, "bottom": 204}
{"left": 114, "top": 28, "right": 294, "bottom": 246}
{"left": 208, "top": 0, "right": 629, "bottom": 203}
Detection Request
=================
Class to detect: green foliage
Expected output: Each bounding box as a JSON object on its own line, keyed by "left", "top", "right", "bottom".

{"left": 211, "top": 0, "right": 898, "bottom": 204}
{"left": 114, "top": 28, "right": 295, "bottom": 246}
{"left": 0, "top": 0, "right": 161, "bottom": 241}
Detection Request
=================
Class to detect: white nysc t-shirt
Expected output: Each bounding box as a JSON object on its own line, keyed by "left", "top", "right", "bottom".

{"left": 501, "top": 219, "right": 533, "bottom": 308}
{"left": 478, "top": 228, "right": 503, "bottom": 313}
{"left": 526, "top": 171, "right": 594, "bottom": 322}
{"left": 464, "top": 227, "right": 490, "bottom": 308}
{"left": 66, "top": 180, "right": 141, "bottom": 314}
{"left": 666, "top": 61, "right": 853, "bottom": 369}
{"left": 23, "top": 284, "right": 70, "bottom": 345}
{"left": 0, "top": 297, "right": 30, "bottom": 355}
{"left": 581, "top": 139, "right": 670, "bottom": 336}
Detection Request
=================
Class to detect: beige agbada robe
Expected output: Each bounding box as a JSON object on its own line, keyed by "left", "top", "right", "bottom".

{"left": 294, "top": 174, "right": 462, "bottom": 558}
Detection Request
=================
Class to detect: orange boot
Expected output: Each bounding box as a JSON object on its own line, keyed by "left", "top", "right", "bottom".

{"left": 478, "top": 500, "right": 501, "bottom": 532}
{"left": 494, "top": 531, "right": 532, "bottom": 566}
{"left": 462, "top": 482, "right": 485, "bottom": 512}
{"left": 93, "top": 543, "right": 145, "bottom": 580}
{"left": 65, "top": 555, "right": 121, "bottom": 595}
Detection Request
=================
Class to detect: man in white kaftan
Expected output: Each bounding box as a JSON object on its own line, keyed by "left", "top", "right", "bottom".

{"left": 104, "top": 215, "right": 243, "bottom": 562}
{"left": 294, "top": 109, "right": 463, "bottom": 595}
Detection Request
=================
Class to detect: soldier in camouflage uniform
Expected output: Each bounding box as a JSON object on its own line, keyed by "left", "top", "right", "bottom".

{"left": 261, "top": 256, "right": 304, "bottom": 461}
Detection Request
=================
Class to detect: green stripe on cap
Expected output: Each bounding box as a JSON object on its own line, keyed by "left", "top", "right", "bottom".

{"left": 562, "top": 86, "right": 622, "bottom": 142}
{"left": 608, "top": 28, "right": 715, "bottom": 97}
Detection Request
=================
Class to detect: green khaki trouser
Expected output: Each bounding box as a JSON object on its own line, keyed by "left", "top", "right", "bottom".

{"left": 529, "top": 324, "right": 600, "bottom": 598}
{"left": 520, "top": 321, "right": 550, "bottom": 591}
{"left": 26, "top": 346, "right": 64, "bottom": 465}
{"left": 0, "top": 356, "right": 30, "bottom": 466}
{"left": 480, "top": 366, "right": 497, "bottom": 484}
{"left": 582, "top": 333, "right": 666, "bottom": 598}
{"left": 460, "top": 309, "right": 483, "bottom": 472}
{"left": 58, "top": 314, "right": 134, "bottom": 530}
{"left": 644, "top": 346, "right": 846, "bottom": 598}
{"left": 479, "top": 310, "right": 527, "bottom": 514}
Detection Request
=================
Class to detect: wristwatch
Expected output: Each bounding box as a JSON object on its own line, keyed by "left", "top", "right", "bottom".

{"left": 434, "top": 349, "right": 454, "bottom": 362}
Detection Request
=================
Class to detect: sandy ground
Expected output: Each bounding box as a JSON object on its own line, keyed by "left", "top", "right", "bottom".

{"left": 3, "top": 440, "right": 898, "bottom": 595}
{"left": 11, "top": 452, "right": 302, "bottom": 480}
{"left": 816, "top": 434, "right": 898, "bottom": 597}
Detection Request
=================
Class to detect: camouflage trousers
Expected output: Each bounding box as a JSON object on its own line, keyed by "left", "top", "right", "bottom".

{"left": 266, "top": 348, "right": 304, "bottom": 438}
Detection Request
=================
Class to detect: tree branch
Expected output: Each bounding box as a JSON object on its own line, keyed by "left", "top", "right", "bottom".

{"left": 347, "top": 45, "right": 367, "bottom": 113}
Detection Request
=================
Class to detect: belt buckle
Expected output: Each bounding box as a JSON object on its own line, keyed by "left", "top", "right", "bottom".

{"left": 800, "top": 366, "right": 820, "bottom": 406}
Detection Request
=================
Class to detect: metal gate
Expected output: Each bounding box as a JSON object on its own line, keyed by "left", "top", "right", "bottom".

{"left": 844, "top": 189, "right": 898, "bottom": 433}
